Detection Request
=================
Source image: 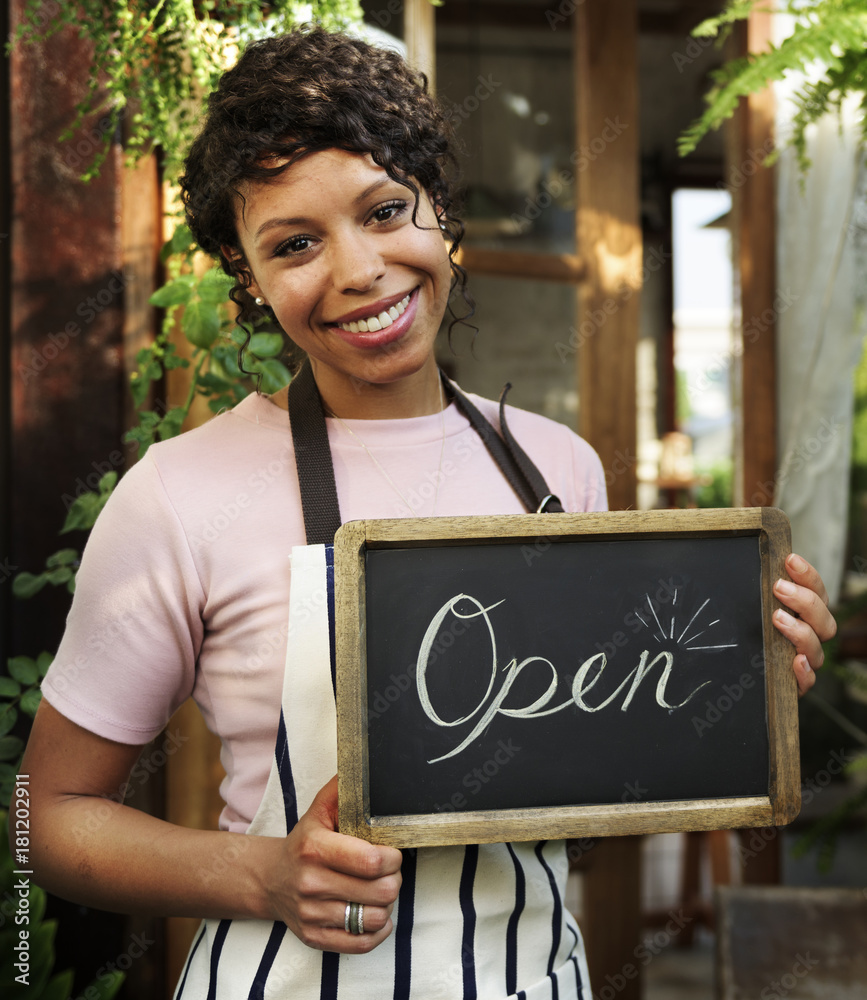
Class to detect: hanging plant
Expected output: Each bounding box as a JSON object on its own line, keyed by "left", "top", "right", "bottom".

{"left": 10, "top": 0, "right": 363, "bottom": 179}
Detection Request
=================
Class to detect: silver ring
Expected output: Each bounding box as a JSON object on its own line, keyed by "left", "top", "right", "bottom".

{"left": 344, "top": 902, "right": 351, "bottom": 933}
{"left": 347, "top": 901, "right": 364, "bottom": 935}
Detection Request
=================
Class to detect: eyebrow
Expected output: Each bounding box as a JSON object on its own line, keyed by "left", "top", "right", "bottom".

{"left": 252, "top": 177, "right": 399, "bottom": 244}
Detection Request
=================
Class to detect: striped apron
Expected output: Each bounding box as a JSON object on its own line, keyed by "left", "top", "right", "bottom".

{"left": 174, "top": 543, "right": 590, "bottom": 999}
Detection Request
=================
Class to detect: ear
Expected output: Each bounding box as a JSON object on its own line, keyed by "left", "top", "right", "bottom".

{"left": 220, "top": 245, "right": 264, "bottom": 302}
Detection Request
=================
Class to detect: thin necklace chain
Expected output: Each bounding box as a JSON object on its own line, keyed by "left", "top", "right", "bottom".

{"left": 326, "top": 377, "right": 447, "bottom": 517}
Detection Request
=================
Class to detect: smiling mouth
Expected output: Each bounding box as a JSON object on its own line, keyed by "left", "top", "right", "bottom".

{"left": 334, "top": 293, "right": 412, "bottom": 334}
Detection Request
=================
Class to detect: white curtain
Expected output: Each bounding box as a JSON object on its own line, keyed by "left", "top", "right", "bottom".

{"left": 773, "top": 79, "right": 867, "bottom": 605}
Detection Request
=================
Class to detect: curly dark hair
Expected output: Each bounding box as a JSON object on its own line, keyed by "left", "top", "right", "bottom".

{"left": 180, "top": 26, "right": 472, "bottom": 344}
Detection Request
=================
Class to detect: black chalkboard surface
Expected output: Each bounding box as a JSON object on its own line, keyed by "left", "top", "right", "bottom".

{"left": 335, "top": 508, "right": 800, "bottom": 847}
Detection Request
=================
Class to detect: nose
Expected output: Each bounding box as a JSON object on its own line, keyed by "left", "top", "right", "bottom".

{"left": 331, "top": 229, "right": 386, "bottom": 293}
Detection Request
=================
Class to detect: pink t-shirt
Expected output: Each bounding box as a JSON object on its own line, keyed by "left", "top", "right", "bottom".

{"left": 43, "top": 388, "right": 606, "bottom": 831}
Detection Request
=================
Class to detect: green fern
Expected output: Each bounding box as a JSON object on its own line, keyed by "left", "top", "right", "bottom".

{"left": 680, "top": 0, "right": 867, "bottom": 171}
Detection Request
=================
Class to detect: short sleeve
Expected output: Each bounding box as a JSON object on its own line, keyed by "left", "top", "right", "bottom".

{"left": 42, "top": 453, "right": 205, "bottom": 745}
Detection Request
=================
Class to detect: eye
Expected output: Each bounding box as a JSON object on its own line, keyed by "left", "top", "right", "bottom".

{"left": 370, "top": 199, "right": 408, "bottom": 225}
{"left": 272, "top": 234, "right": 317, "bottom": 258}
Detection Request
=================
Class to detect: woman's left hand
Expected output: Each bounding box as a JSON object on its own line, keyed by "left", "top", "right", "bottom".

{"left": 772, "top": 553, "right": 837, "bottom": 696}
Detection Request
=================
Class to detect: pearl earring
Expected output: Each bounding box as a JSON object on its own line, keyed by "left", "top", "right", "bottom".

{"left": 255, "top": 296, "right": 265, "bottom": 306}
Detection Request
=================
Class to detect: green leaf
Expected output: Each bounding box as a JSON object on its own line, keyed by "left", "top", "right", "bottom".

{"left": 182, "top": 299, "right": 221, "bottom": 349}
{"left": 149, "top": 274, "right": 195, "bottom": 308}
{"left": 38, "top": 970, "right": 74, "bottom": 1000}
{"left": 248, "top": 333, "right": 284, "bottom": 359}
{"left": 0, "top": 705, "right": 17, "bottom": 738}
{"left": 258, "top": 358, "right": 293, "bottom": 394}
{"left": 7, "top": 657, "right": 38, "bottom": 685}
{"left": 26, "top": 919, "right": 57, "bottom": 992}
{"left": 197, "top": 268, "right": 234, "bottom": 304}
{"left": 45, "top": 549, "right": 79, "bottom": 569}
{"left": 0, "top": 762, "right": 15, "bottom": 782}
{"left": 157, "top": 407, "right": 186, "bottom": 440}
{"left": 197, "top": 372, "right": 232, "bottom": 393}
{"left": 162, "top": 343, "right": 189, "bottom": 370}
{"left": 98, "top": 471, "right": 118, "bottom": 494}
{"left": 61, "top": 492, "right": 104, "bottom": 533}
{"left": 0, "top": 736, "right": 24, "bottom": 761}
{"left": 37, "top": 652, "right": 54, "bottom": 677}
{"left": 45, "top": 567, "right": 72, "bottom": 586}
{"left": 20, "top": 689, "right": 42, "bottom": 718}
{"left": 211, "top": 344, "right": 242, "bottom": 378}
{"left": 160, "top": 223, "right": 194, "bottom": 262}
{"left": 0, "top": 677, "right": 21, "bottom": 698}
{"left": 11, "top": 572, "right": 47, "bottom": 600}
{"left": 130, "top": 359, "right": 162, "bottom": 407}
{"left": 84, "top": 970, "right": 126, "bottom": 999}
{"left": 28, "top": 883, "right": 46, "bottom": 926}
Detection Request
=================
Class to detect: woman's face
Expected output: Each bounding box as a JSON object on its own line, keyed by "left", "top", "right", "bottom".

{"left": 234, "top": 149, "right": 452, "bottom": 416}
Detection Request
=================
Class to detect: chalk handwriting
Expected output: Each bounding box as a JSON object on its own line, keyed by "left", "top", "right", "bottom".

{"left": 417, "top": 594, "right": 713, "bottom": 763}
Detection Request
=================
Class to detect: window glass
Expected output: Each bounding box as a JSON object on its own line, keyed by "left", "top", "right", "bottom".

{"left": 436, "top": 4, "right": 576, "bottom": 254}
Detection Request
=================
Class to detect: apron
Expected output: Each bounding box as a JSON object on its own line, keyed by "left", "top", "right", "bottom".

{"left": 174, "top": 364, "right": 591, "bottom": 999}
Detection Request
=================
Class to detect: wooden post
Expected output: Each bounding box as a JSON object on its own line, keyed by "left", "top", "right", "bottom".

{"left": 574, "top": 6, "right": 642, "bottom": 995}
{"left": 575, "top": 0, "right": 641, "bottom": 513}
{"left": 731, "top": 12, "right": 777, "bottom": 507}
{"left": 404, "top": 0, "right": 436, "bottom": 88}
{"left": 579, "top": 836, "right": 643, "bottom": 1000}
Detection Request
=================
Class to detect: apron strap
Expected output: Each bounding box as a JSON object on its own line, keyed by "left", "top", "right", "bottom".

{"left": 287, "top": 360, "right": 343, "bottom": 546}
{"left": 446, "top": 375, "right": 564, "bottom": 514}
{"left": 287, "top": 359, "right": 563, "bottom": 545}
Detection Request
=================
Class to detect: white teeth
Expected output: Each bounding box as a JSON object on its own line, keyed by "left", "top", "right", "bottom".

{"left": 336, "top": 293, "right": 411, "bottom": 333}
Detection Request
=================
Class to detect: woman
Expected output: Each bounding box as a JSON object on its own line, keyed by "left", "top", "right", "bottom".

{"left": 21, "top": 27, "right": 835, "bottom": 1000}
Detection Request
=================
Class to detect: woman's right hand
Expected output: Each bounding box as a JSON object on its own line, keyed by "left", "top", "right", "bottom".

{"left": 271, "top": 775, "right": 403, "bottom": 952}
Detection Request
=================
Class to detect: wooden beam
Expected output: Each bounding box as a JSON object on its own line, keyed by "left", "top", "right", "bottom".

{"left": 456, "top": 247, "right": 586, "bottom": 284}
{"left": 731, "top": 13, "right": 777, "bottom": 507}
{"left": 575, "top": 0, "right": 641, "bottom": 511}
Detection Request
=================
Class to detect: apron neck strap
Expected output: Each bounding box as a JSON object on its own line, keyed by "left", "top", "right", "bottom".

{"left": 287, "top": 360, "right": 343, "bottom": 546}
{"left": 287, "top": 360, "right": 562, "bottom": 546}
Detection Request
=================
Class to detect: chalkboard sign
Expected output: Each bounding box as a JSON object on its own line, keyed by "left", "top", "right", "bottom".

{"left": 335, "top": 508, "right": 800, "bottom": 847}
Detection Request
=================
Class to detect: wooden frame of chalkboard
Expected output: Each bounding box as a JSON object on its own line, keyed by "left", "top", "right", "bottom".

{"left": 335, "top": 507, "right": 800, "bottom": 847}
